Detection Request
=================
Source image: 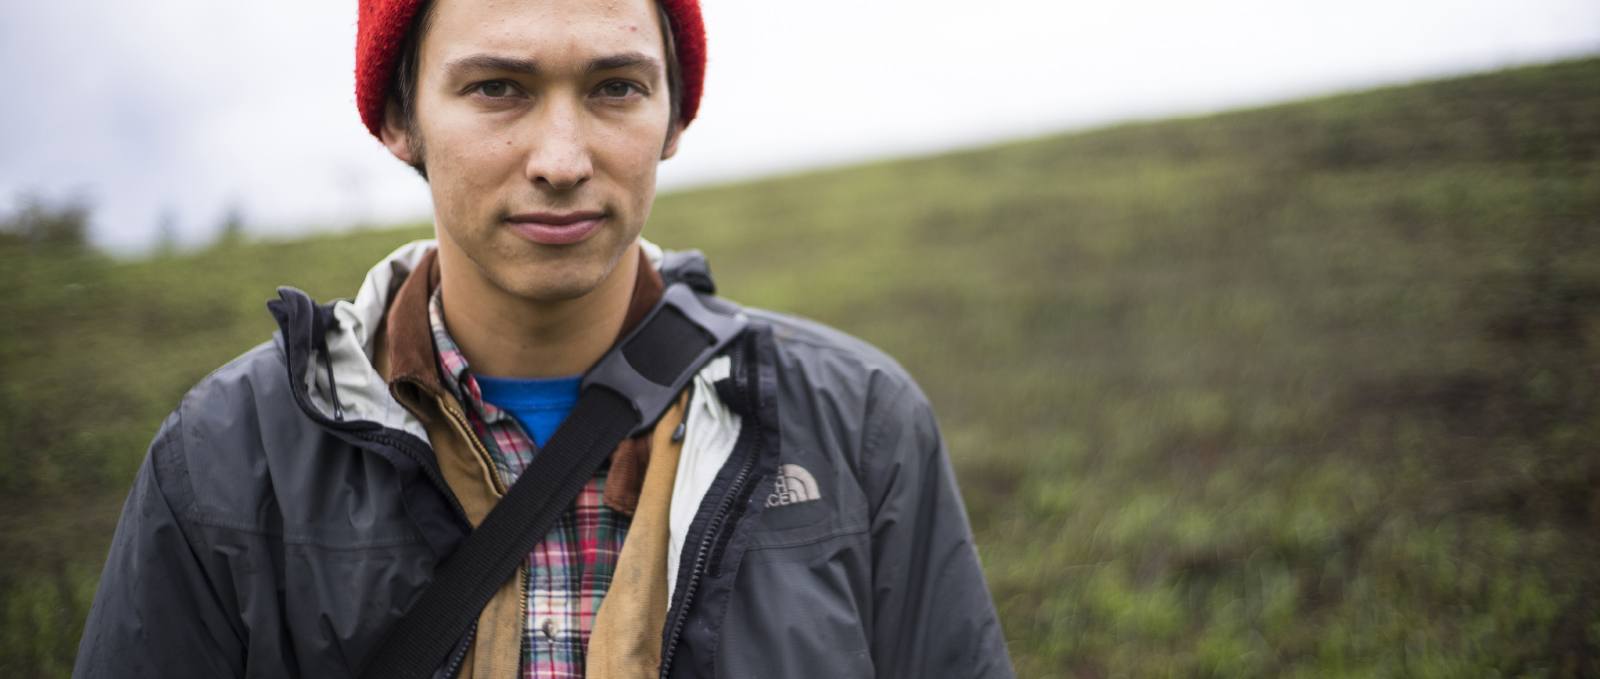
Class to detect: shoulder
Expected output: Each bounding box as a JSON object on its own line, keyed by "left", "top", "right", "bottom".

{"left": 663, "top": 247, "right": 922, "bottom": 405}
{"left": 177, "top": 338, "right": 293, "bottom": 430}
{"left": 172, "top": 338, "right": 295, "bottom": 451}
{"left": 747, "top": 307, "right": 927, "bottom": 407}
{"left": 151, "top": 338, "right": 300, "bottom": 522}
{"left": 742, "top": 306, "right": 939, "bottom": 476}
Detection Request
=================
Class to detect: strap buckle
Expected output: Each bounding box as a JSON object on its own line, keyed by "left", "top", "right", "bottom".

{"left": 582, "top": 283, "right": 748, "bottom": 437}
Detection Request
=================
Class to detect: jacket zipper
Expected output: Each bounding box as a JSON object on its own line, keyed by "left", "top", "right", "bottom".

{"left": 370, "top": 408, "right": 530, "bottom": 679}
{"left": 658, "top": 341, "right": 762, "bottom": 679}
{"left": 439, "top": 623, "right": 476, "bottom": 679}
{"left": 357, "top": 429, "right": 471, "bottom": 527}
{"left": 438, "top": 396, "right": 528, "bottom": 678}
{"left": 439, "top": 399, "right": 510, "bottom": 495}
{"left": 355, "top": 431, "right": 478, "bottom": 679}
{"left": 520, "top": 563, "right": 531, "bottom": 642}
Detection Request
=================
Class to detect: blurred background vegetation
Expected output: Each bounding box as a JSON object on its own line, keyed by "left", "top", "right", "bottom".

{"left": 3, "top": 57, "right": 1597, "bottom": 677}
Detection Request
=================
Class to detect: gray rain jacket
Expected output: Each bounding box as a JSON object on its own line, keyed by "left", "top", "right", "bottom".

{"left": 73, "top": 242, "right": 1014, "bottom": 678}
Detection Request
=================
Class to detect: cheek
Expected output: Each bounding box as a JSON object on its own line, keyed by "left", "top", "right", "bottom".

{"left": 437, "top": 128, "right": 517, "bottom": 183}
{"left": 425, "top": 124, "right": 523, "bottom": 216}
{"left": 598, "top": 123, "right": 667, "bottom": 200}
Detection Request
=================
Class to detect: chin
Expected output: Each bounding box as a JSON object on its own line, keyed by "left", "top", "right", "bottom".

{"left": 519, "top": 279, "right": 600, "bottom": 304}
{"left": 493, "top": 248, "right": 625, "bottom": 304}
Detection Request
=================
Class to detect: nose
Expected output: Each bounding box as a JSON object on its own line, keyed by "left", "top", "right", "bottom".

{"left": 523, "top": 98, "right": 593, "bottom": 191}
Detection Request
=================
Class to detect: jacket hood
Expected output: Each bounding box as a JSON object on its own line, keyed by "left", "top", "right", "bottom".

{"left": 269, "top": 238, "right": 691, "bottom": 441}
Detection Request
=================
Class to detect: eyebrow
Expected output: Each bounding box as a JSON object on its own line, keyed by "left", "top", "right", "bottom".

{"left": 442, "top": 52, "right": 663, "bottom": 78}
{"left": 585, "top": 52, "right": 662, "bottom": 76}
{"left": 443, "top": 54, "right": 539, "bottom": 78}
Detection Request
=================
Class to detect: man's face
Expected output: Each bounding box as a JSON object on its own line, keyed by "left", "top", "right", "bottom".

{"left": 384, "top": 0, "right": 679, "bottom": 303}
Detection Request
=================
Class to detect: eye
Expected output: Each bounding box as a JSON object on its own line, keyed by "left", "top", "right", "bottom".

{"left": 471, "top": 80, "right": 518, "bottom": 98}
{"left": 596, "top": 80, "right": 643, "bottom": 99}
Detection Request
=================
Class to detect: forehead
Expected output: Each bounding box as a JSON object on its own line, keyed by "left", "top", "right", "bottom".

{"left": 422, "top": 0, "right": 666, "bottom": 66}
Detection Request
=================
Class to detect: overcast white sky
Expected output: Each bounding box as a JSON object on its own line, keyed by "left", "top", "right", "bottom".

{"left": 2, "top": 0, "right": 1597, "bottom": 253}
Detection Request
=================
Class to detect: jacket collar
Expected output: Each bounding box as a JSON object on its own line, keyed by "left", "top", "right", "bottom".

{"left": 378, "top": 243, "right": 665, "bottom": 514}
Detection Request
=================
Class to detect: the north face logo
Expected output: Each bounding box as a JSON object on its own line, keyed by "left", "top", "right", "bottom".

{"left": 765, "top": 464, "right": 821, "bottom": 507}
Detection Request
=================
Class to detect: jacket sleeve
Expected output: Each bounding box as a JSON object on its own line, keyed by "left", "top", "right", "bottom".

{"left": 73, "top": 411, "right": 245, "bottom": 679}
{"left": 862, "top": 377, "right": 1015, "bottom": 679}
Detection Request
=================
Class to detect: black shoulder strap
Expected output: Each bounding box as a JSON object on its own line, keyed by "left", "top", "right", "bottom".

{"left": 359, "top": 283, "right": 747, "bottom": 679}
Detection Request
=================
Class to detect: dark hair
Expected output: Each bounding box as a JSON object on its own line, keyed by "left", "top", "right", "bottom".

{"left": 388, "top": 1, "right": 684, "bottom": 179}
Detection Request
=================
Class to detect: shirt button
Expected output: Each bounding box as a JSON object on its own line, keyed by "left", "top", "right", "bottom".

{"left": 541, "top": 618, "right": 558, "bottom": 640}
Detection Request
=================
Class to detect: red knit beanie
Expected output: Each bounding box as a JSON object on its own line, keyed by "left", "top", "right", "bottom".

{"left": 355, "top": 0, "right": 706, "bottom": 139}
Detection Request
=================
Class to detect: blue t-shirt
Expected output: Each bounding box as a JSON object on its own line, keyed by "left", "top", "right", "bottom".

{"left": 473, "top": 374, "right": 583, "bottom": 450}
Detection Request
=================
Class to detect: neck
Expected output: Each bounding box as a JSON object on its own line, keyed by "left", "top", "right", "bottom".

{"left": 438, "top": 242, "right": 641, "bottom": 379}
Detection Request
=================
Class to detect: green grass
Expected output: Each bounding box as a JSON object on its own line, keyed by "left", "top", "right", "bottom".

{"left": 4, "top": 56, "right": 1599, "bottom": 677}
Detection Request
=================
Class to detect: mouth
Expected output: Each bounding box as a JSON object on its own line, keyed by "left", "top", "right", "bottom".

{"left": 504, "top": 210, "right": 607, "bottom": 246}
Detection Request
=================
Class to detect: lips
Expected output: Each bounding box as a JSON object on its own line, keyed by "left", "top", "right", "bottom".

{"left": 504, "top": 211, "right": 606, "bottom": 246}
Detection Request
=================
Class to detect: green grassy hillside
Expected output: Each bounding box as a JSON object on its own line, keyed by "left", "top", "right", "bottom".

{"left": 4, "top": 56, "right": 1598, "bottom": 677}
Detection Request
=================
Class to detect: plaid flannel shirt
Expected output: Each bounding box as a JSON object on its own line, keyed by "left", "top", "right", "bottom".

{"left": 430, "top": 289, "right": 629, "bottom": 679}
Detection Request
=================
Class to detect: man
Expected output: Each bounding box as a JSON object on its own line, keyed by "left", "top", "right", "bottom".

{"left": 73, "top": 0, "right": 1013, "bottom": 677}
